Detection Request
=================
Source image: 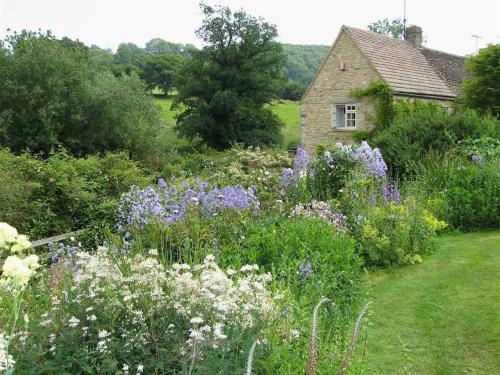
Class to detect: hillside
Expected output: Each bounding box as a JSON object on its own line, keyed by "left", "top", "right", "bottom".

{"left": 282, "top": 43, "right": 330, "bottom": 85}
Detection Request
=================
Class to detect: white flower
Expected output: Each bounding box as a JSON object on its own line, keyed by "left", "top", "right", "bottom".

{"left": 290, "top": 329, "right": 300, "bottom": 339}
{"left": 97, "top": 340, "right": 108, "bottom": 353}
{"left": 190, "top": 317, "right": 204, "bottom": 325}
{"left": 240, "top": 264, "right": 259, "bottom": 272}
{"left": 148, "top": 248, "right": 158, "bottom": 256}
{"left": 137, "top": 364, "right": 144, "bottom": 373}
{"left": 87, "top": 315, "right": 97, "bottom": 321}
{"left": 0, "top": 333, "right": 15, "bottom": 371}
{"left": 123, "top": 364, "right": 129, "bottom": 373}
{"left": 98, "top": 330, "right": 110, "bottom": 339}
{"left": 68, "top": 316, "right": 80, "bottom": 327}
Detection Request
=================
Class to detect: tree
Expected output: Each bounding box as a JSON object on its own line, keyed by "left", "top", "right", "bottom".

{"left": 145, "top": 38, "right": 196, "bottom": 56}
{"left": 461, "top": 44, "right": 500, "bottom": 117}
{"left": 114, "top": 42, "right": 147, "bottom": 69}
{"left": 88, "top": 44, "right": 114, "bottom": 69}
{"left": 282, "top": 80, "right": 307, "bottom": 101}
{"left": 368, "top": 18, "right": 405, "bottom": 39}
{"left": 174, "top": 3, "right": 286, "bottom": 150}
{"left": 0, "top": 31, "right": 162, "bottom": 158}
{"left": 142, "top": 53, "right": 183, "bottom": 94}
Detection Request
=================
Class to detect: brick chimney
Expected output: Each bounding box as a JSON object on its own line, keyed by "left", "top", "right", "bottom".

{"left": 405, "top": 25, "right": 423, "bottom": 47}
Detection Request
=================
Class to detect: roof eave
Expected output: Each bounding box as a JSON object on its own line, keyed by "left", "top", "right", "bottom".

{"left": 392, "top": 91, "right": 457, "bottom": 101}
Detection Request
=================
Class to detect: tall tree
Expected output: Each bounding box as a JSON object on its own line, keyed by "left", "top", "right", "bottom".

{"left": 174, "top": 3, "right": 286, "bottom": 150}
{"left": 368, "top": 18, "right": 405, "bottom": 39}
{"left": 461, "top": 44, "right": 500, "bottom": 117}
{"left": 142, "top": 53, "right": 183, "bottom": 95}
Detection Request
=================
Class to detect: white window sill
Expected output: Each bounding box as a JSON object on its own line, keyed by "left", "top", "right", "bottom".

{"left": 333, "top": 128, "right": 357, "bottom": 132}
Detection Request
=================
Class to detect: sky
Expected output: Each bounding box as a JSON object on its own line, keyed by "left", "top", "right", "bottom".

{"left": 0, "top": 0, "right": 498, "bottom": 56}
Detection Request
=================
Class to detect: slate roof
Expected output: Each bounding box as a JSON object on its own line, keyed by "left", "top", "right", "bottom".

{"left": 344, "top": 26, "right": 466, "bottom": 99}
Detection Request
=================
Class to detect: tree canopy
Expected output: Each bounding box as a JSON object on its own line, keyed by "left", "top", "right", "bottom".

{"left": 368, "top": 18, "right": 405, "bottom": 39}
{"left": 461, "top": 44, "right": 500, "bottom": 118}
{"left": 0, "top": 31, "right": 161, "bottom": 158}
{"left": 174, "top": 3, "right": 286, "bottom": 150}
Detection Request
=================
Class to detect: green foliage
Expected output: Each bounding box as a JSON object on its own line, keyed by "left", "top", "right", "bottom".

{"left": 353, "top": 199, "right": 446, "bottom": 267}
{"left": 461, "top": 44, "right": 500, "bottom": 117}
{"left": 367, "top": 18, "right": 405, "bottom": 39}
{"left": 145, "top": 38, "right": 196, "bottom": 56}
{"left": 174, "top": 3, "right": 287, "bottom": 150}
{"left": 114, "top": 42, "right": 147, "bottom": 69}
{"left": 0, "top": 31, "right": 163, "bottom": 159}
{"left": 351, "top": 80, "right": 394, "bottom": 131}
{"left": 410, "top": 149, "right": 500, "bottom": 230}
{"left": 0, "top": 148, "right": 152, "bottom": 242}
{"left": 141, "top": 53, "right": 183, "bottom": 94}
{"left": 281, "top": 80, "right": 307, "bottom": 101}
{"left": 281, "top": 44, "right": 330, "bottom": 85}
{"left": 371, "top": 101, "right": 500, "bottom": 175}
{"left": 220, "top": 218, "right": 362, "bottom": 373}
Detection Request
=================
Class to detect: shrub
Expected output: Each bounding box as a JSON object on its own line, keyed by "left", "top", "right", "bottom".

{"left": 281, "top": 143, "right": 446, "bottom": 267}
{"left": 352, "top": 199, "right": 446, "bottom": 266}
{"left": 0, "top": 149, "right": 152, "bottom": 243}
{"left": 371, "top": 101, "right": 500, "bottom": 175}
{"left": 411, "top": 148, "right": 500, "bottom": 230}
{"left": 0, "top": 31, "right": 163, "bottom": 160}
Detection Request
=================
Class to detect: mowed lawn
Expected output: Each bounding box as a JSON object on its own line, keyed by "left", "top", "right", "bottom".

{"left": 355, "top": 231, "right": 500, "bottom": 374}
{"left": 154, "top": 97, "right": 300, "bottom": 149}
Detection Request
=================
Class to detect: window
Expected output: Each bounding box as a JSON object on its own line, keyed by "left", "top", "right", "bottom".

{"left": 331, "top": 104, "right": 356, "bottom": 129}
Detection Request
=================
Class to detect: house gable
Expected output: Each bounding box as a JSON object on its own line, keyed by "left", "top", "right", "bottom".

{"left": 300, "top": 27, "right": 382, "bottom": 155}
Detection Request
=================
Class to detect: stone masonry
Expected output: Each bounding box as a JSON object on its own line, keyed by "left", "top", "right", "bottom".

{"left": 300, "top": 29, "right": 380, "bottom": 156}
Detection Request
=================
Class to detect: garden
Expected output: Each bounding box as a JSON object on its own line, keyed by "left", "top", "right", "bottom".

{"left": 1, "top": 3, "right": 499, "bottom": 373}
{"left": 1, "top": 133, "right": 498, "bottom": 373}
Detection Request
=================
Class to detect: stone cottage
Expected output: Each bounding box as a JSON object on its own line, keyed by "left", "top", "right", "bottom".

{"left": 300, "top": 25, "right": 467, "bottom": 154}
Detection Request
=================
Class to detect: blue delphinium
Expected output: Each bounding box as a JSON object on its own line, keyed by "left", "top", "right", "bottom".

{"left": 280, "top": 147, "right": 310, "bottom": 189}
{"left": 118, "top": 180, "right": 260, "bottom": 231}
{"left": 381, "top": 182, "right": 401, "bottom": 203}
{"left": 298, "top": 258, "right": 313, "bottom": 278}
{"left": 353, "top": 141, "right": 387, "bottom": 179}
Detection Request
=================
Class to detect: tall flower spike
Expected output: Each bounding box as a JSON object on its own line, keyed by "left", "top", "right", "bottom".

{"left": 339, "top": 301, "right": 373, "bottom": 375}
{"left": 246, "top": 340, "right": 259, "bottom": 375}
{"left": 307, "top": 298, "right": 331, "bottom": 375}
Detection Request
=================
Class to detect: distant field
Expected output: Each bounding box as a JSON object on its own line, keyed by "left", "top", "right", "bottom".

{"left": 154, "top": 97, "right": 300, "bottom": 149}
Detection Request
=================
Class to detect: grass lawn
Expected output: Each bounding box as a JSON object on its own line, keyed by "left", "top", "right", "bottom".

{"left": 354, "top": 231, "right": 500, "bottom": 374}
{"left": 154, "top": 97, "right": 300, "bottom": 149}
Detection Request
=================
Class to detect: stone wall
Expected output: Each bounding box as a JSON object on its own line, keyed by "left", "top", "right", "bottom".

{"left": 300, "top": 29, "right": 382, "bottom": 155}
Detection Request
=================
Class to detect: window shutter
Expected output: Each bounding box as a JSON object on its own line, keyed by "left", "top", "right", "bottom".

{"left": 331, "top": 105, "right": 336, "bottom": 128}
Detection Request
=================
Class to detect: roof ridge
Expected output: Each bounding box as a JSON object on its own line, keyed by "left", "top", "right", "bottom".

{"left": 343, "top": 25, "right": 407, "bottom": 43}
{"left": 419, "top": 46, "right": 466, "bottom": 59}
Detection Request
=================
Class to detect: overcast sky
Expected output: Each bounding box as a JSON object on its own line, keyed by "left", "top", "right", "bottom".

{"left": 1, "top": 0, "right": 498, "bottom": 56}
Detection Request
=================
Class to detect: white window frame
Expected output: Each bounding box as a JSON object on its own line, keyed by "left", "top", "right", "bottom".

{"left": 331, "top": 103, "right": 357, "bottom": 130}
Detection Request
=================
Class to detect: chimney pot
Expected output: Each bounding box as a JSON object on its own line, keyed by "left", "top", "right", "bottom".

{"left": 405, "top": 25, "right": 423, "bottom": 47}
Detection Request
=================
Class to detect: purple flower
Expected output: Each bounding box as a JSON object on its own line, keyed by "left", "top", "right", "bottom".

{"left": 353, "top": 141, "right": 387, "bottom": 179}
{"left": 280, "top": 147, "right": 310, "bottom": 189}
{"left": 289, "top": 201, "right": 347, "bottom": 232}
{"left": 118, "top": 181, "right": 260, "bottom": 231}
{"left": 381, "top": 182, "right": 400, "bottom": 203}
{"left": 298, "top": 259, "right": 313, "bottom": 278}
{"left": 157, "top": 178, "right": 167, "bottom": 189}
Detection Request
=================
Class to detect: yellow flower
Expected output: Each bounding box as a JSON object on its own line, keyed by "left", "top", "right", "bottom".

{"left": 423, "top": 210, "right": 447, "bottom": 232}
{"left": 0, "top": 222, "right": 18, "bottom": 247}
{"left": 10, "top": 235, "right": 32, "bottom": 254}
{"left": 2, "top": 255, "right": 37, "bottom": 288}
